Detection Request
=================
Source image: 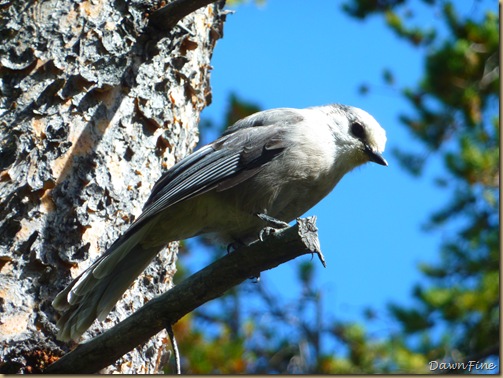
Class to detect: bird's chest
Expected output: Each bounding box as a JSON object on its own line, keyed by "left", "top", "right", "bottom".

{"left": 251, "top": 147, "right": 341, "bottom": 221}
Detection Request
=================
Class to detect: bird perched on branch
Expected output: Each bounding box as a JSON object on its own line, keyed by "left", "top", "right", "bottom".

{"left": 53, "top": 103, "right": 387, "bottom": 341}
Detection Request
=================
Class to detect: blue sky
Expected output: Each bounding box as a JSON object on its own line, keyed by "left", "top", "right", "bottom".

{"left": 185, "top": 0, "right": 495, "bottom": 336}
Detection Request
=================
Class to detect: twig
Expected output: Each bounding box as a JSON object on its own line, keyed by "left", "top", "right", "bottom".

{"left": 149, "top": 0, "right": 220, "bottom": 32}
{"left": 166, "top": 324, "right": 181, "bottom": 374}
{"left": 45, "top": 217, "right": 323, "bottom": 373}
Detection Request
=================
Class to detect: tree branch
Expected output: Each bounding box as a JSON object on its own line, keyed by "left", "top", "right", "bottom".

{"left": 45, "top": 217, "right": 324, "bottom": 374}
{"left": 149, "top": 0, "right": 220, "bottom": 31}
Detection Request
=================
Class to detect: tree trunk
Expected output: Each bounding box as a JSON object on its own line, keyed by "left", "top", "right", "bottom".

{"left": 0, "top": 0, "right": 225, "bottom": 373}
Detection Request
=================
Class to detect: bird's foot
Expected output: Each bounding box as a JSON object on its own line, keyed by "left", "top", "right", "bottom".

{"left": 226, "top": 240, "right": 245, "bottom": 254}
{"left": 250, "top": 274, "right": 260, "bottom": 283}
{"left": 256, "top": 213, "right": 290, "bottom": 242}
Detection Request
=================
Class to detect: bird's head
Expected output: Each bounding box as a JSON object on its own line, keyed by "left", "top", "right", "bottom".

{"left": 326, "top": 104, "right": 388, "bottom": 167}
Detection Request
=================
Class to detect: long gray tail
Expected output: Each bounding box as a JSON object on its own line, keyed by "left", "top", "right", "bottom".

{"left": 52, "top": 231, "right": 161, "bottom": 341}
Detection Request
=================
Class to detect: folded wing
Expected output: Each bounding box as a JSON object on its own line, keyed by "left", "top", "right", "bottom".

{"left": 53, "top": 108, "right": 304, "bottom": 340}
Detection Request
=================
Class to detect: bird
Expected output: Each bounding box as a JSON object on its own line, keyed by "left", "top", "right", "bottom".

{"left": 52, "top": 103, "right": 387, "bottom": 341}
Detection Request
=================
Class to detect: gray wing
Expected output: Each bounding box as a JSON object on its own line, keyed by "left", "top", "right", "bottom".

{"left": 223, "top": 107, "right": 304, "bottom": 134}
{"left": 52, "top": 108, "right": 305, "bottom": 340}
{"left": 124, "top": 108, "right": 305, "bottom": 237}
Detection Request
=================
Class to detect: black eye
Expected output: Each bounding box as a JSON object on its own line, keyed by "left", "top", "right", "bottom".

{"left": 350, "top": 122, "right": 365, "bottom": 140}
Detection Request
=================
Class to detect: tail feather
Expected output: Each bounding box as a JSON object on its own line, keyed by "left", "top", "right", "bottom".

{"left": 54, "top": 243, "right": 161, "bottom": 341}
{"left": 95, "top": 245, "right": 160, "bottom": 321}
{"left": 53, "top": 223, "right": 162, "bottom": 341}
{"left": 92, "top": 223, "right": 152, "bottom": 280}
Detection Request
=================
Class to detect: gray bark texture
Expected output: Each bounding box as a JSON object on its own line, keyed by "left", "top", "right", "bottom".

{"left": 0, "top": 0, "right": 226, "bottom": 373}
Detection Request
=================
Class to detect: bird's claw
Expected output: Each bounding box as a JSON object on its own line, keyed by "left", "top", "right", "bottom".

{"left": 259, "top": 226, "right": 277, "bottom": 242}
{"left": 227, "top": 239, "right": 246, "bottom": 254}
{"left": 257, "top": 213, "right": 290, "bottom": 242}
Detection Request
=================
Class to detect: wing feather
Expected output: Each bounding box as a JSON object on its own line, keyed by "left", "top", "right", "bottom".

{"left": 121, "top": 109, "right": 305, "bottom": 237}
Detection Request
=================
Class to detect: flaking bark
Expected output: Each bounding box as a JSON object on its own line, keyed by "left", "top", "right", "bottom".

{"left": 0, "top": 0, "right": 226, "bottom": 373}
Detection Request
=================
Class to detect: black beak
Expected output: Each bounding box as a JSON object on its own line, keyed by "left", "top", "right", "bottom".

{"left": 364, "top": 144, "right": 388, "bottom": 166}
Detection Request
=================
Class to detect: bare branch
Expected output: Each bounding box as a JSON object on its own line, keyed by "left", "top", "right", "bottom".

{"left": 45, "top": 217, "right": 324, "bottom": 374}
{"left": 149, "top": 0, "right": 221, "bottom": 31}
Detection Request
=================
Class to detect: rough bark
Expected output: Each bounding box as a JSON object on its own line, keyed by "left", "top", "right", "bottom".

{"left": 0, "top": 0, "right": 226, "bottom": 373}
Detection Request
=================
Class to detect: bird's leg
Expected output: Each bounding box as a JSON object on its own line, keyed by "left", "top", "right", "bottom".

{"left": 256, "top": 213, "right": 290, "bottom": 241}
{"left": 256, "top": 213, "right": 290, "bottom": 228}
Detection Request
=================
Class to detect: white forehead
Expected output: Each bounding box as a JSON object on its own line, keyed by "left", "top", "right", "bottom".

{"left": 349, "top": 106, "right": 387, "bottom": 152}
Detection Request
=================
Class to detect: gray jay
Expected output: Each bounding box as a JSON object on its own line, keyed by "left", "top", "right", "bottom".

{"left": 53, "top": 104, "right": 387, "bottom": 341}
